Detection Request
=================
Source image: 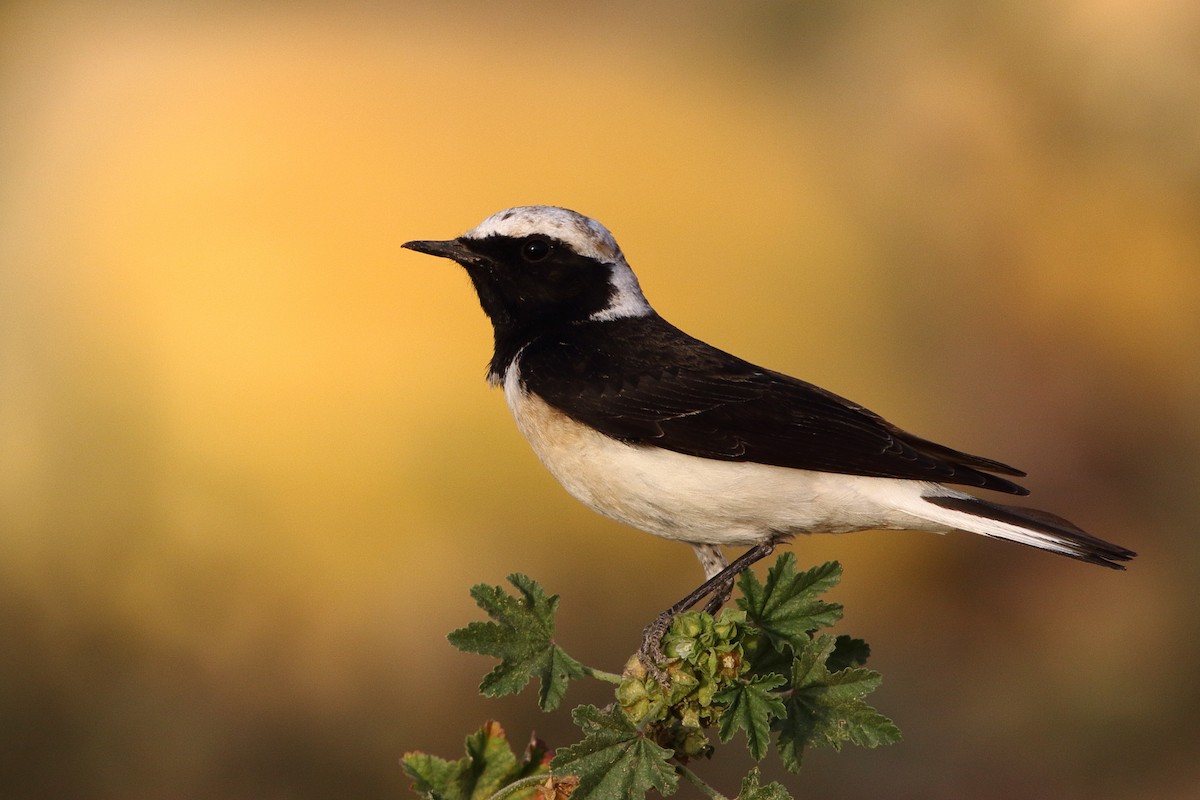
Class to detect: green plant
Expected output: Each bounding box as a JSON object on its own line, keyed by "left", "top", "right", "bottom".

{"left": 403, "top": 554, "right": 899, "bottom": 800}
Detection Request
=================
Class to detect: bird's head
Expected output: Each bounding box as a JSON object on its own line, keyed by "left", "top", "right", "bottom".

{"left": 403, "top": 206, "right": 651, "bottom": 333}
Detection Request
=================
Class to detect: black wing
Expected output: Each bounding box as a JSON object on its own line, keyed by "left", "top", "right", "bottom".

{"left": 517, "top": 315, "right": 1029, "bottom": 495}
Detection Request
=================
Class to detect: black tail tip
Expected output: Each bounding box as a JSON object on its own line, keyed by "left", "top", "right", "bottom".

{"left": 924, "top": 495, "right": 1137, "bottom": 570}
{"left": 1079, "top": 546, "right": 1136, "bottom": 571}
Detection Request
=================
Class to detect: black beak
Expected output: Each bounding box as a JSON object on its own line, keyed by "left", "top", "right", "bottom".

{"left": 401, "top": 238, "right": 476, "bottom": 264}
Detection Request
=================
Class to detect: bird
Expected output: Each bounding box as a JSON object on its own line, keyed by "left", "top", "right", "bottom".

{"left": 402, "top": 205, "right": 1135, "bottom": 669}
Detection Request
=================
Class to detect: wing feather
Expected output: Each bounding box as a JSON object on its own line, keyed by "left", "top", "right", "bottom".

{"left": 517, "top": 316, "right": 1029, "bottom": 495}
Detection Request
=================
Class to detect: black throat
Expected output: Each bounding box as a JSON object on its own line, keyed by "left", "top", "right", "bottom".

{"left": 453, "top": 234, "right": 624, "bottom": 383}
{"left": 485, "top": 316, "right": 546, "bottom": 385}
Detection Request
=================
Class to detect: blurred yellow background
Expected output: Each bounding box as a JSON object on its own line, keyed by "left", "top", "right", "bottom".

{"left": 2, "top": 2, "right": 1198, "bottom": 798}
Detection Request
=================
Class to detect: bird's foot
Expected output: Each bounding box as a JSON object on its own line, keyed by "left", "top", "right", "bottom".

{"left": 636, "top": 541, "right": 778, "bottom": 686}
{"left": 637, "top": 610, "right": 676, "bottom": 685}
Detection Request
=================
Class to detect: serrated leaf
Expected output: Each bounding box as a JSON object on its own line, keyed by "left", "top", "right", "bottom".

{"left": 835, "top": 703, "right": 903, "bottom": 749}
{"left": 819, "top": 667, "right": 883, "bottom": 704}
{"left": 463, "top": 721, "right": 521, "bottom": 797}
{"left": 736, "top": 555, "right": 843, "bottom": 653}
{"left": 448, "top": 574, "right": 587, "bottom": 711}
{"left": 402, "top": 720, "right": 549, "bottom": 800}
{"left": 784, "top": 632, "right": 837, "bottom": 689}
{"left": 827, "top": 635, "right": 871, "bottom": 672}
{"left": 712, "top": 673, "right": 787, "bottom": 761}
{"left": 403, "top": 752, "right": 463, "bottom": 800}
{"left": 775, "top": 636, "right": 901, "bottom": 772}
{"left": 550, "top": 705, "right": 678, "bottom": 800}
{"left": 736, "top": 767, "right": 795, "bottom": 800}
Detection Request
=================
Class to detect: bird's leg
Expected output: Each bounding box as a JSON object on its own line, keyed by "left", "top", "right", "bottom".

{"left": 638, "top": 541, "right": 776, "bottom": 682}
{"left": 691, "top": 543, "right": 732, "bottom": 616}
{"left": 702, "top": 581, "right": 735, "bottom": 616}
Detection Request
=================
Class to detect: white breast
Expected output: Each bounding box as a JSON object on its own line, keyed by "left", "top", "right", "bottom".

{"left": 502, "top": 362, "right": 948, "bottom": 546}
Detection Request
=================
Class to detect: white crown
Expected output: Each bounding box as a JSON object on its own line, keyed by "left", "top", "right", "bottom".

{"left": 464, "top": 206, "right": 624, "bottom": 265}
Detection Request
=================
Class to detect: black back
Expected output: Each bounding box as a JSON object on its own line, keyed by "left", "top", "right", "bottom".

{"left": 515, "top": 314, "right": 1030, "bottom": 495}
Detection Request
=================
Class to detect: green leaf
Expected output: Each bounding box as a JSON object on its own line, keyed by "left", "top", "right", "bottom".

{"left": 712, "top": 673, "right": 787, "bottom": 761}
{"left": 775, "top": 636, "right": 901, "bottom": 772}
{"left": 403, "top": 752, "right": 462, "bottom": 800}
{"left": 402, "top": 720, "right": 549, "bottom": 800}
{"left": 736, "top": 555, "right": 844, "bottom": 653}
{"left": 550, "top": 705, "right": 678, "bottom": 800}
{"left": 448, "top": 574, "right": 587, "bottom": 711}
{"left": 827, "top": 635, "right": 871, "bottom": 672}
{"left": 736, "top": 767, "right": 795, "bottom": 800}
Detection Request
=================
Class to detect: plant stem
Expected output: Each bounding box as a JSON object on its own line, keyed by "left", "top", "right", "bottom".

{"left": 581, "top": 665, "right": 623, "bottom": 684}
{"left": 677, "top": 763, "right": 728, "bottom": 800}
{"left": 486, "top": 774, "right": 547, "bottom": 800}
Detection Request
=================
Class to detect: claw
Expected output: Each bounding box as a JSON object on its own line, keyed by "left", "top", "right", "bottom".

{"left": 638, "top": 612, "right": 674, "bottom": 685}
{"left": 634, "top": 541, "right": 778, "bottom": 686}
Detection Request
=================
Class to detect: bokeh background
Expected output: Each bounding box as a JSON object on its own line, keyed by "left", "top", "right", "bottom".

{"left": 2, "top": 2, "right": 1198, "bottom": 798}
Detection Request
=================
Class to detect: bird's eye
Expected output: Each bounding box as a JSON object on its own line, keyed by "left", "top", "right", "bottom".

{"left": 521, "top": 237, "right": 552, "bottom": 262}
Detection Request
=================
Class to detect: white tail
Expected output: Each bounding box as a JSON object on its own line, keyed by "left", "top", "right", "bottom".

{"left": 909, "top": 490, "right": 1135, "bottom": 569}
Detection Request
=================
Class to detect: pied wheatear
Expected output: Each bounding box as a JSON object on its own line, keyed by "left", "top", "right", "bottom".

{"left": 403, "top": 206, "right": 1134, "bottom": 667}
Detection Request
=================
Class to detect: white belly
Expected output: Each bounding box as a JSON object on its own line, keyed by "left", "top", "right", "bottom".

{"left": 502, "top": 365, "right": 947, "bottom": 546}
